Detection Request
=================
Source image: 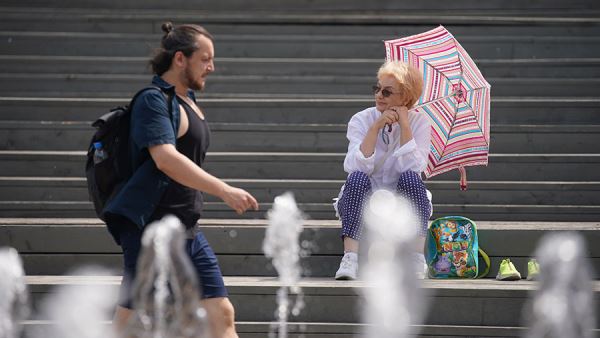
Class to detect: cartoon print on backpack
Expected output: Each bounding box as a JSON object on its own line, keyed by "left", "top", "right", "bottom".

{"left": 451, "top": 251, "right": 474, "bottom": 277}
{"left": 461, "top": 222, "right": 472, "bottom": 241}
{"left": 426, "top": 216, "right": 489, "bottom": 278}
{"left": 442, "top": 220, "right": 458, "bottom": 242}
{"left": 432, "top": 226, "right": 443, "bottom": 251}
{"left": 434, "top": 254, "right": 452, "bottom": 274}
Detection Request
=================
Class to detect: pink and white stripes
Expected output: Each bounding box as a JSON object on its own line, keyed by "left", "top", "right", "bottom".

{"left": 385, "top": 25, "right": 491, "bottom": 180}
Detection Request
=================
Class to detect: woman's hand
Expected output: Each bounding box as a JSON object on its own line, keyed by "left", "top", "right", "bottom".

{"left": 373, "top": 108, "right": 399, "bottom": 130}
{"left": 389, "top": 106, "right": 409, "bottom": 125}
{"left": 373, "top": 106, "right": 409, "bottom": 130}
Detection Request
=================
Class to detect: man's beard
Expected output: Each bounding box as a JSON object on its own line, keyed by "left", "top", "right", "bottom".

{"left": 184, "top": 66, "right": 205, "bottom": 91}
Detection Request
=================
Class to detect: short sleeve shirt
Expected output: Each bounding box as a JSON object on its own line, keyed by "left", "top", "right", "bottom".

{"left": 104, "top": 76, "right": 185, "bottom": 230}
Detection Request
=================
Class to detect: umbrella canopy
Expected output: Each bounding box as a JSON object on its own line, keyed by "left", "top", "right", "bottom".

{"left": 384, "top": 25, "right": 491, "bottom": 189}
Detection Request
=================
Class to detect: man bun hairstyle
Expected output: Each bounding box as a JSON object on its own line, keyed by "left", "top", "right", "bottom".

{"left": 150, "top": 21, "right": 214, "bottom": 76}
{"left": 161, "top": 22, "right": 173, "bottom": 34}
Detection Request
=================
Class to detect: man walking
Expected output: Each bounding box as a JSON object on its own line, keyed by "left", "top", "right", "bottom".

{"left": 105, "top": 22, "right": 257, "bottom": 338}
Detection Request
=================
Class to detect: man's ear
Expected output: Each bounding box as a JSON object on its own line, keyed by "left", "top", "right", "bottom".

{"left": 173, "top": 51, "right": 186, "bottom": 68}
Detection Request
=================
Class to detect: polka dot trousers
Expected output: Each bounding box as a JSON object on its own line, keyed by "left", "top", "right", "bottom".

{"left": 338, "top": 171, "right": 431, "bottom": 240}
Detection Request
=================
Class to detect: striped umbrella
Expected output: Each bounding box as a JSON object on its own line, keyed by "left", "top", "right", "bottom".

{"left": 384, "top": 25, "right": 491, "bottom": 190}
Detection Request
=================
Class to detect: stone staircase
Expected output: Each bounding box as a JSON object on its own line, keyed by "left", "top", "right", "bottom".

{"left": 0, "top": 1, "right": 599, "bottom": 336}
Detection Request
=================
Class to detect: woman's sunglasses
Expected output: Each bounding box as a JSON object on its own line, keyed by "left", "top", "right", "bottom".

{"left": 372, "top": 85, "right": 398, "bottom": 98}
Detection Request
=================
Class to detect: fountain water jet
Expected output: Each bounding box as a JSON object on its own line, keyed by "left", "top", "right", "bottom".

{"left": 361, "top": 190, "right": 428, "bottom": 338}
{"left": 263, "top": 192, "right": 306, "bottom": 338}
{"left": 0, "top": 247, "right": 29, "bottom": 338}
{"left": 124, "top": 215, "right": 211, "bottom": 338}
{"left": 525, "top": 232, "right": 596, "bottom": 338}
{"left": 37, "top": 266, "right": 117, "bottom": 338}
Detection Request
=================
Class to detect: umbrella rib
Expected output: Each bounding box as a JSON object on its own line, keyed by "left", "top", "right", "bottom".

{"left": 462, "top": 87, "right": 490, "bottom": 148}
{"left": 403, "top": 47, "right": 457, "bottom": 95}
{"left": 437, "top": 88, "right": 489, "bottom": 161}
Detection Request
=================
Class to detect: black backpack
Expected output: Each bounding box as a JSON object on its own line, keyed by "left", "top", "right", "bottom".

{"left": 85, "top": 86, "right": 171, "bottom": 220}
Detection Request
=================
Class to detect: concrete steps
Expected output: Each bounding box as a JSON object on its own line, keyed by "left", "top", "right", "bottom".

{"left": 1, "top": 200, "right": 599, "bottom": 221}
{"left": 2, "top": 218, "right": 599, "bottom": 277}
{"left": 2, "top": 55, "right": 599, "bottom": 78}
{"left": 0, "top": 0, "right": 598, "bottom": 334}
{"left": 1, "top": 121, "right": 598, "bottom": 153}
{"left": 1, "top": 151, "right": 598, "bottom": 181}
{"left": 1, "top": 177, "right": 599, "bottom": 206}
{"left": 1, "top": 7, "right": 599, "bottom": 34}
{"left": 2, "top": 0, "right": 600, "bottom": 11}
{"left": 21, "top": 321, "right": 541, "bottom": 338}
{"left": 20, "top": 275, "right": 600, "bottom": 328}
{"left": 2, "top": 31, "right": 599, "bottom": 59}
{"left": 2, "top": 73, "right": 599, "bottom": 97}
{"left": 2, "top": 96, "right": 598, "bottom": 124}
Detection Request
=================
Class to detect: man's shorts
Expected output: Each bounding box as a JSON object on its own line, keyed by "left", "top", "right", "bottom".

{"left": 110, "top": 214, "right": 228, "bottom": 309}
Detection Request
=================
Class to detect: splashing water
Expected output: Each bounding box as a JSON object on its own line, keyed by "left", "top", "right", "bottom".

{"left": 263, "top": 192, "right": 306, "bottom": 338}
{"left": 0, "top": 247, "right": 29, "bottom": 338}
{"left": 124, "top": 215, "right": 211, "bottom": 338}
{"left": 525, "top": 232, "right": 596, "bottom": 338}
{"left": 361, "top": 190, "right": 427, "bottom": 338}
{"left": 37, "top": 266, "right": 117, "bottom": 338}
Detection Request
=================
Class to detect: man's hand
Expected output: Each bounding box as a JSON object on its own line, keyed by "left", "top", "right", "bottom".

{"left": 220, "top": 185, "right": 260, "bottom": 215}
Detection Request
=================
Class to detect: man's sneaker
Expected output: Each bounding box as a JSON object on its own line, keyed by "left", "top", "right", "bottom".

{"left": 411, "top": 253, "right": 428, "bottom": 279}
{"left": 335, "top": 252, "right": 358, "bottom": 280}
{"left": 526, "top": 258, "right": 540, "bottom": 281}
{"left": 496, "top": 258, "right": 521, "bottom": 281}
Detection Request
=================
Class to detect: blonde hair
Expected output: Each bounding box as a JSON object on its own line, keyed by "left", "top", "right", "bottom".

{"left": 377, "top": 61, "right": 423, "bottom": 109}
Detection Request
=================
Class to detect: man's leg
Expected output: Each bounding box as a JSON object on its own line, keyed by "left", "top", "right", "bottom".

{"left": 112, "top": 296, "right": 237, "bottom": 338}
{"left": 187, "top": 231, "right": 236, "bottom": 337}
{"left": 108, "top": 214, "right": 143, "bottom": 335}
{"left": 201, "top": 297, "right": 238, "bottom": 338}
{"left": 113, "top": 305, "right": 134, "bottom": 332}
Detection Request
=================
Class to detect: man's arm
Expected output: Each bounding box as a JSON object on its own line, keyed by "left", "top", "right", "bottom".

{"left": 149, "top": 144, "right": 259, "bottom": 214}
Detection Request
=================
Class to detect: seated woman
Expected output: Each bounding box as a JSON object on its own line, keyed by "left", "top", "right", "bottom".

{"left": 334, "top": 60, "right": 432, "bottom": 280}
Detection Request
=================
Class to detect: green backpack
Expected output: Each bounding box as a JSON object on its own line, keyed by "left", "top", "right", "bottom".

{"left": 425, "top": 216, "right": 490, "bottom": 279}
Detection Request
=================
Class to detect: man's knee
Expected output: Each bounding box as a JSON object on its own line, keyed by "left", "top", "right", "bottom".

{"left": 220, "top": 298, "right": 235, "bottom": 326}
{"left": 346, "top": 171, "right": 371, "bottom": 190}
{"left": 203, "top": 297, "right": 236, "bottom": 327}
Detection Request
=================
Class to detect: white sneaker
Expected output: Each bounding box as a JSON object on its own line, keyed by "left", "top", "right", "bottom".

{"left": 411, "top": 253, "right": 428, "bottom": 279}
{"left": 335, "top": 252, "right": 358, "bottom": 280}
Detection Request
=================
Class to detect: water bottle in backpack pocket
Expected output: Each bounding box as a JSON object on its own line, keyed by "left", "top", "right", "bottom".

{"left": 92, "top": 142, "right": 108, "bottom": 164}
{"left": 425, "top": 216, "right": 490, "bottom": 278}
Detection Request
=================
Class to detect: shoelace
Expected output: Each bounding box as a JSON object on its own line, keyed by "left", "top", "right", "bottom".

{"left": 340, "top": 256, "right": 355, "bottom": 269}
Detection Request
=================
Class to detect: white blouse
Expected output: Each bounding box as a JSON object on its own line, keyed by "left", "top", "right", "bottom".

{"left": 343, "top": 106, "right": 431, "bottom": 190}
{"left": 333, "top": 106, "right": 433, "bottom": 218}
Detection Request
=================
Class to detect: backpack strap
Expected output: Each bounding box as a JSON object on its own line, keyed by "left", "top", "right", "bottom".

{"left": 131, "top": 86, "right": 174, "bottom": 114}
{"left": 476, "top": 247, "right": 491, "bottom": 278}
{"left": 92, "top": 86, "right": 174, "bottom": 129}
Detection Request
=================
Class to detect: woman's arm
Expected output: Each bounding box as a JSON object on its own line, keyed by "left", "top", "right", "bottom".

{"left": 390, "top": 110, "right": 430, "bottom": 173}
{"left": 395, "top": 106, "right": 413, "bottom": 147}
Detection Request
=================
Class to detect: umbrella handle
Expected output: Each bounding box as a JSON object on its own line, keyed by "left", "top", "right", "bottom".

{"left": 459, "top": 167, "right": 468, "bottom": 191}
{"left": 385, "top": 123, "right": 392, "bottom": 132}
